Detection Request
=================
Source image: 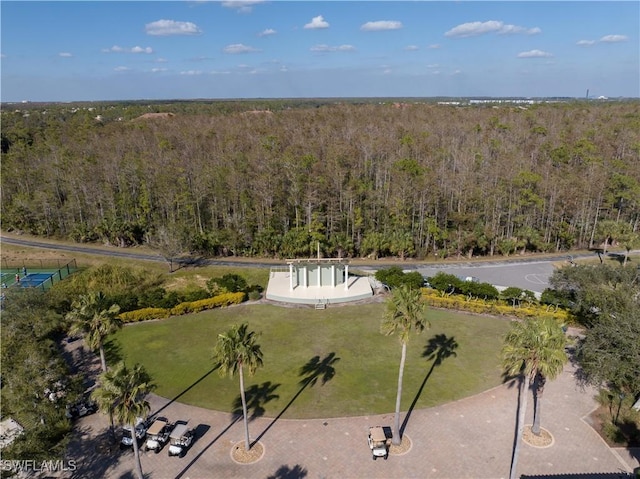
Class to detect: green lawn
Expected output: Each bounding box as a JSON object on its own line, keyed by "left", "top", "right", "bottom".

{"left": 111, "top": 303, "right": 511, "bottom": 419}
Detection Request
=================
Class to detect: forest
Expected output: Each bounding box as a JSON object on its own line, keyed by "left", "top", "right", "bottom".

{"left": 2, "top": 99, "right": 639, "bottom": 260}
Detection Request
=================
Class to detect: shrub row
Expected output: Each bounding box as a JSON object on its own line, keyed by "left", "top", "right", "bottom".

{"left": 421, "top": 288, "right": 571, "bottom": 323}
{"left": 119, "top": 292, "right": 246, "bottom": 323}
{"left": 119, "top": 307, "right": 171, "bottom": 323}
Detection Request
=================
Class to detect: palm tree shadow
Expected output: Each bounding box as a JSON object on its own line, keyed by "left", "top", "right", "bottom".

{"left": 400, "top": 334, "right": 458, "bottom": 437}
{"left": 174, "top": 415, "right": 241, "bottom": 479}
{"left": 252, "top": 352, "right": 340, "bottom": 446}
{"left": 103, "top": 338, "right": 123, "bottom": 366}
{"left": 232, "top": 381, "right": 281, "bottom": 420}
{"left": 153, "top": 366, "right": 219, "bottom": 417}
{"left": 266, "top": 464, "right": 308, "bottom": 479}
{"left": 509, "top": 372, "right": 524, "bottom": 473}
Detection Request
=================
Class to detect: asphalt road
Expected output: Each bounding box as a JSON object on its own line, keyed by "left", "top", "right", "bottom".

{"left": 415, "top": 261, "right": 556, "bottom": 293}
{"left": 2, "top": 234, "right": 602, "bottom": 293}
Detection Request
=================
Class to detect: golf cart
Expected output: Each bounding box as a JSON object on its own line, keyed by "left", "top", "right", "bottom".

{"left": 121, "top": 418, "right": 147, "bottom": 449}
{"left": 367, "top": 426, "right": 391, "bottom": 460}
{"left": 167, "top": 421, "right": 194, "bottom": 457}
{"left": 65, "top": 398, "right": 97, "bottom": 420}
{"left": 144, "top": 417, "right": 172, "bottom": 453}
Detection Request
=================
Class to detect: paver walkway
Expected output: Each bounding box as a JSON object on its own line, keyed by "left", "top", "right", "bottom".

{"left": 60, "top": 344, "right": 638, "bottom": 479}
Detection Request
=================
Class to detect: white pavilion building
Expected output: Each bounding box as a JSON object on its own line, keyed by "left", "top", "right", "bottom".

{"left": 266, "top": 258, "right": 373, "bottom": 306}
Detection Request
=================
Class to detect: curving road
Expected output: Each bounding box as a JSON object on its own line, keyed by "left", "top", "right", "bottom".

{"left": 2, "top": 234, "right": 601, "bottom": 293}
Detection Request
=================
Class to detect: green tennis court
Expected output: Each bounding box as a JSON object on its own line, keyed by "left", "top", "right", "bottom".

{"left": 0, "top": 260, "right": 78, "bottom": 291}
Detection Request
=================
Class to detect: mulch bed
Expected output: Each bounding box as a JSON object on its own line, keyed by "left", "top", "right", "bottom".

{"left": 523, "top": 425, "right": 553, "bottom": 448}
{"left": 389, "top": 434, "right": 412, "bottom": 455}
{"left": 231, "top": 441, "right": 264, "bottom": 464}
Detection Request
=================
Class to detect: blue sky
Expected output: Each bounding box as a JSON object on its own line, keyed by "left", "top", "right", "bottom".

{"left": 1, "top": 1, "right": 638, "bottom": 102}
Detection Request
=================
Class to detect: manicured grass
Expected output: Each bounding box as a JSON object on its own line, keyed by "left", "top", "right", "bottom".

{"left": 111, "top": 304, "right": 511, "bottom": 419}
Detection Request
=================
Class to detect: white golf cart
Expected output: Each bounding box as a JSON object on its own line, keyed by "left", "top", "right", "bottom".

{"left": 144, "top": 417, "right": 172, "bottom": 453}
{"left": 167, "top": 421, "right": 194, "bottom": 457}
{"left": 367, "top": 426, "right": 391, "bottom": 460}
{"left": 121, "top": 417, "right": 147, "bottom": 449}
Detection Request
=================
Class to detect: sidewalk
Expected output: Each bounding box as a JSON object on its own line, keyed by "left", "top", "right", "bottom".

{"left": 62, "top": 358, "right": 638, "bottom": 479}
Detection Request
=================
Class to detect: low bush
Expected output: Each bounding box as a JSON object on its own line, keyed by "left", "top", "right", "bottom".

{"left": 421, "top": 288, "right": 570, "bottom": 323}
{"left": 119, "top": 292, "right": 246, "bottom": 323}
{"left": 170, "top": 292, "right": 246, "bottom": 316}
{"left": 120, "top": 307, "right": 171, "bottom": 323}
{"left": 374, "top": 267, "right": 423, "bottom": 289}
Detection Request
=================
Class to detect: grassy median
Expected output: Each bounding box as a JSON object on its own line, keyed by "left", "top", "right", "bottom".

{"left": 110, "top": 303, "right": 510, "bottom": 419}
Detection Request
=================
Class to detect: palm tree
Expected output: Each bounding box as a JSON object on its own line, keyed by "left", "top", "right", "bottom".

{"left": 381, "top": 285, "right": 429, "bottom": 446}
{"left": 66, "top": 292, "right": 122, "bottom": 373}
{"left": 502, "top": 317, "right": 568, "bottom": 479}
{"left": 213, "top": 323, "right": 264, "bottom": 451}
{"left": 92, "top": 362, "right": 155, "bottom": 479}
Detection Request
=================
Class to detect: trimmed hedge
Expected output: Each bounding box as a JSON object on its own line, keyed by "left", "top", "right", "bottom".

{"left": 170, "top": 292, "right": 246, "bottom": 316}
{"left": 119, "top": 292, "right": 246, "bottom": 323}
{"left": 119, "top": 307, "right": 171, "bottom": 323}
{"left": 421, "top": 288, "right": 571, "bottom": 323}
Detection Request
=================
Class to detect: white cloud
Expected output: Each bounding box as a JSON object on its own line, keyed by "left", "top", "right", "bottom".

{"left": 500, "top": 25, "right": 541, "bottom": 35}
{"left": 304, "top": 15, "right": 329, "bottom": 29}
{"left": 145, "top": 19, "right": 201, "bottom": 36}
{"left": 102, "top": 45, "right": 153, "bottom": 54}
{"left": 259, "top": 28, "right": 276, "bottom": 37}
{"left": 58, "top": 52, "right": 73, "bottom": 58}
{"left": 360, "top": 20, "right": 402, "bottom": 32}
{"left": 131, "top": 46, "right": 153, "bottom": 54}
{"left": 223, "top": 43, "right": 259, "bottom": 54}
{"left": 221, "top": 1, "right": 264, "bottom": 13}
{"left": 517, "top": 49, "right": 553, "bottom": 58}
{"left": 577, "top": 40, "right": 596, "bottom": 46}
{"left": 428, "top": 44, "right": 441, "bottom": 49}
{"left": 445, "top": 20, "right": 540, "bottom": 38}
{"left": 310, "top": 44, "right": 356, "bottom": 52}
{"left": 600, "top": 34, "right": 628, "bottom": 43}
{"left": 180, "top": 70, "right": 203, "bottom": 75}
{"left": 114, "top": 66, "right": 130, "bottom": 72}
{"left": 155, "top": 58, "right": 168, "bottom": 63}
{"left": 151, "top": 67, "right": 168, "bottom": 73}
{"left": 404, "top": 45, "right": 419, "bottom": 51}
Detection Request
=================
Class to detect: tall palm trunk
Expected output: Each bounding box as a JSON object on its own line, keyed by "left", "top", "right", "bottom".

{"left": 532, "top": 373, "right": 546, "bottom": 436}
{"left": 239, "top": 364, "right": 251, "bottom": 450}
{"left": 510, "top": 373, "right": 530, "bottom": 479}
{"left": 109, "top": 411, "right": 116, "bottom": 444}
{"left": 130, "top": 423, "right": 144, "bottom": 479}
{"left": 393, "top": 341, "right": 407, "bottom": 446}
{"left": 99, "top": 345, "right": 107, "bottom": 373}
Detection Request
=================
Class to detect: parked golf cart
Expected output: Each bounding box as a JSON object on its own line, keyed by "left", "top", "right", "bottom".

{"left": 144, "top": 417, "right": 172, "bottom": 453}
{"left": 167, "top": 421, "right": 194, "bottom": 457}
{"left": 121, "top": 418, "right": 147, "bottom": 449}
{"left": 65, "top": 398, "right": 97, "bottom": 420}
{"left": 367, "top": 426, "right": 391, "bottom": 460}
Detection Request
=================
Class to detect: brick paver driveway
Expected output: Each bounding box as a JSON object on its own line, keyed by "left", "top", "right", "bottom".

{"left": 62, "top": 349, "right": 637, "bottom": 479}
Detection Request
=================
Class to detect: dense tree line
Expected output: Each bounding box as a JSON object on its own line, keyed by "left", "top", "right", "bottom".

{"left": 0, "top": 289, "right": 75, "bottom": 463}
{"left": 549, "top": 263, "right": 640, "bottom": 400}
{"left": 2, "top": 100, "right": 639, "bottom": 259}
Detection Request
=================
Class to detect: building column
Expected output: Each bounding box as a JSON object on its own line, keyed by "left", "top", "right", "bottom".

{"left": 289, "top": 263, "right": 294, "bottom": 291}
{"left": 331, "top": 265, "right": 336, "bottom": 287}
{"left": 344, "top": 264, "right": 349, "bottom": 290}
{"left": 317, "top": 264, "right": 321, "bottom": 286}
{"left": 303, "top": 265, "right": 308, "bottom": 288}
